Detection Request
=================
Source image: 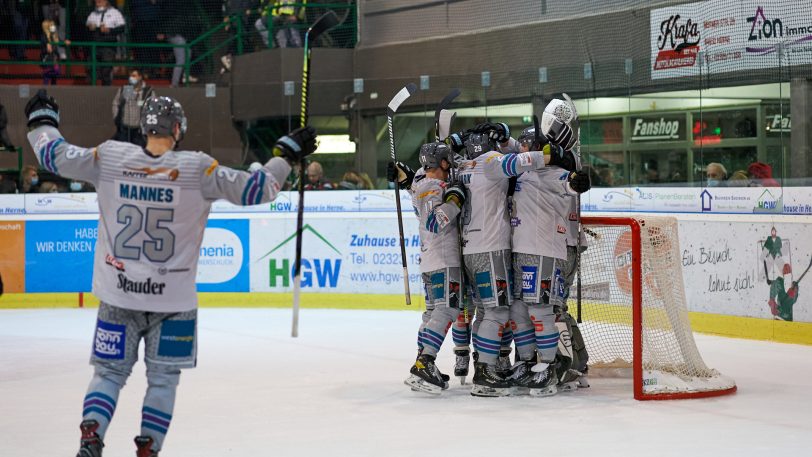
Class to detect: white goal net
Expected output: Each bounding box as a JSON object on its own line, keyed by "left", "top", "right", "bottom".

{"left": 576, "top": 216, "right": 737, "bottom": 400}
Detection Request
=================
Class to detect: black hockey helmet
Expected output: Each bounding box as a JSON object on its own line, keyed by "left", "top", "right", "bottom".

{"left": 464, "top": 133, "right": 495, "bottom": 160}
{"left": 140, "top": 96, "right": 188, "bottom": 140}
{"left": 518, "top": 115, "right": 547, "bottom": 151}
{"left": 418, "top": 141, "right": 451, "bottom": 170}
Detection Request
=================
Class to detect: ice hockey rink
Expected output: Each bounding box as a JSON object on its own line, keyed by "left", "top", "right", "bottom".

{"left": 1, "top": 307, "right": 810, "bottom": 456}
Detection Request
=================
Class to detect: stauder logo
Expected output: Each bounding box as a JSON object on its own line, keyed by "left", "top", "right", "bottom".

{"left": 258, "top": 224, "right": 342, "bottom": 288}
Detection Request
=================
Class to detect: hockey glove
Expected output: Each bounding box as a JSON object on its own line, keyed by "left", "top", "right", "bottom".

{"left": 25, "top": 89, "right": 60, "bottom": 129}
{"left": 387, "top": 161, "right": 415, "bottom": 190}
{"left": 544, "top": 118, "right": 575, "bottom": 151}
{"left": 546, "top": 144, "right": 577, "bottom": 172}
{"left": 470, "top": 122, "right": 495, "bottom": 134}
{"left": 446, "top": 131, "right": 469, "bottom": 153}
{"left": 568, "top": 171, "right": 591, "bottom": 194}
{"left": 443, "top": 184, "right": 466, "bottom": 209}
{"left": 273, "top": 126, "right": 317, "bottom": 162}
{"left": 488, "top": 122, "right": 510, "bottom": 143}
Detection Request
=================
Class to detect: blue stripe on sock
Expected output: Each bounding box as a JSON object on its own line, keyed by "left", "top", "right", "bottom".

{"left": 514, "top": 333, "right": 535, "bottom": 344}
{"left": 142, "top": 406, "right": 172, "bottom": 421}
{"left": 424, "top": 328, "right": 445, "bottom": 342}
{"left": 476, "top": 345, "right": 500, "bottom": 355}
{"left": 85, "top": 391, "right": 117, "bottom": 408}
{"left": 141, "top": 421, "right": 168, "bottom": 435}
{"left": 513, "top": 329, "right": 535, "bottom": 338}
{"left": 422, "top": 332, "right": 444, "bottom": 348}
{"left": 420, "top": 336, "right": 441, "bottom": 351}
{"left": 474, "top": 334, "right": 501, "bottom": 346}
{"left": 83, "top": 406, "right": 112, "bottom": 421}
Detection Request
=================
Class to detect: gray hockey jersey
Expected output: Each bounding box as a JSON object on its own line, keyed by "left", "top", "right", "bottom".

{"left": 411, "top": 175, "right": 461, "bottom": 272}
{"left": 512, "top": 166, "right": 578, "bottom": 260}
{"left": 28, "top": 125, "right": 290, "bottom": 312}
{"left": 458, "top": 149, "right": 545, "bottom": 255}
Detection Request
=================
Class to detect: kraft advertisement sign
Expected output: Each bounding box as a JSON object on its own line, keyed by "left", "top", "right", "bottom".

{"left": 651, "top": 0, "right": 812, "bottom": 79}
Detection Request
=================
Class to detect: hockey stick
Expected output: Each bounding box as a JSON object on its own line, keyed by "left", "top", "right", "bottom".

{"left": 797, "top": 257, "right": 812, "bottom": 284}
{"left": 292, "top": 10, "right": 340, "bottom": 338}
{"left": 764, "top": 260, "right": 773, "bottom": 285}
{"left": 434, "top": 89, "right": 461, "bottom": 142}
{"left": 562, "top": 93, "right": 586, "bottom": 323}
{"left": 388, "top": 83, "right": 418, "bottom": 305}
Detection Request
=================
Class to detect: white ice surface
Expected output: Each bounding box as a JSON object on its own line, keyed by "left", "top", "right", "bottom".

{"left": 1, "top": 308, "right": 810, "bottom": 456}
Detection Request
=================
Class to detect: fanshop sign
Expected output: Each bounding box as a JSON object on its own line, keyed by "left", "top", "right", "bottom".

{"left": 631, "top": 117, "right": 684, "bottom": 141}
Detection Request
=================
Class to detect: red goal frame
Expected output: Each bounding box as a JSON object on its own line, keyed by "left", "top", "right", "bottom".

{"left": 581, "top": 216, "right": 737, "bottom": 400}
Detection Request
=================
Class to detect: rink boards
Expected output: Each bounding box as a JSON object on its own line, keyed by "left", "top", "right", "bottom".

{"left": 1, "top": 191, "right": 811, "bottom": 344}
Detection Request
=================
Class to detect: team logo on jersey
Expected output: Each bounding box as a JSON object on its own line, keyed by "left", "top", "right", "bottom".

{"left": 568, "top": 212, "right": 578, "bottom": 221}
{"left": 521, "top": 266, "right": 538, "bottom": 295}
{"left": 557, "top": 224, "right": 567, "bottom": 234}
{"left": 105, "top": 253, "right": 125, "bottom": 272}
{"left": 157, "top": 319, "right": 196, "bottom": 358}
{"left": 511, "top": 217, "right": 521, "bottom": 227}
{"left": 123, "top": 167, "right": 180, "bottom": 181}
{"left": 116, "top": 273, "right": 166, "bottom": 295}
{"left": 475, "top": 271, "right": 493, "bottom": 299}
{"left": 94, "top": 319, "right": 126, "bottom": 360}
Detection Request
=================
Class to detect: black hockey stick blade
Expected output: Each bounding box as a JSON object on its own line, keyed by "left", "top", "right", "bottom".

{"left": 387, "top": 83, "right": 417, "bottom": 116}
{"left": 533, "top": 114, "right": 541, "bottom": 145}
{"left": 434, "top": 89, "right": 461, "bottom": 141}
{"left": 307, "top": 10, "right": 340, "bottom": 42}
{"left": 438, "top": 109, "right": 456, "bottom": 141}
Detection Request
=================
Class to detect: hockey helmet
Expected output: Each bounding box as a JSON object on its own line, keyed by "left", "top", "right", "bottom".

{"left": 464, "top": 133, "right": 495, "bottom": 160}
{"left": 517, "top": 124, "right": 547, "bottom": 151}
{"left": 418, "top": 141, "right": 451, "bottom": 169}
{"left": 140, "top": 96, "right": 188, "bottom": 140}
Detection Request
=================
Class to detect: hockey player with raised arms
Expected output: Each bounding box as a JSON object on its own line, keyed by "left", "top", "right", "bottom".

{"left": 448, "top": 122, "right": 551, "bottom": 397}
{"left": 24, "top": 90, "right": 317, "bottom": 457}
{"left": 502, "top": 100, "right": 591, "bottom": 396}
{"left": 402, "top": 142, "right": 467, "bottom": 394}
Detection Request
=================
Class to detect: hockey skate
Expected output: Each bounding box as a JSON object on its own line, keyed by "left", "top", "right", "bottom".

{"left": 134, "top": 435, "right": 158, "bottom": 457}
{"left": 404, "top": 354, "right": 447, "bottom": 395}
{"left": 495, "top": 347, "right": 512, "bottom": 377}
{"left": 470, "top": 362, "right": 512, "bottom": 397}
{"left": 507, "top": 359, "right": 537, "bottom": 395}
{"left": 76, "top": 419, "right": 104, "bottom": 457}
{"left": 453, "top": 347, "right": 470, "bottom": 385}
{"left": 527, "top": 362, "right": 558, "bottom": 397}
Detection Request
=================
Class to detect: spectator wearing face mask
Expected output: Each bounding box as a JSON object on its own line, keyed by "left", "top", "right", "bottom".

{"left": 112, "top": 69, "right": 154, "bottom": 146}
{"left": 20, "top": 165, "right": 40, "bottom": 193}
{"left": 86, "top": 0, "right": 126, "bottom": 86}
{"left": 705, "top": 162, "right": 727, "bottom": 187}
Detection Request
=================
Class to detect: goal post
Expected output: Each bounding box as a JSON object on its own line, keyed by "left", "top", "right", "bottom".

{"left": 577, "top": 216, "right": 737, "bottom": 400}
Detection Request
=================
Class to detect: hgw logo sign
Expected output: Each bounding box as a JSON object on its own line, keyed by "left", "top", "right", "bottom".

{"left": 258, "top": 224, "right": 342, "bottom": 288}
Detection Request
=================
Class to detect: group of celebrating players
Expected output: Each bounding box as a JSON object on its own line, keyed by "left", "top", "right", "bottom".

{"left": 394, "top": 97, "right": 593, "bottom": 397}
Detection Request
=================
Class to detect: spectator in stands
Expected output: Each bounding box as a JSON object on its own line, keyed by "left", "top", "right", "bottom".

{"left": 20, "top": 165, "right": 40, "bottom": 193}
{"left": 304, "top": 161, "right": 334, "bottom": 190}
{"left": 6, "top": 0, "right": 30, "bottom": 61}
{"left": 337, "top": 170, "right": 373, "bottom": 190}
{"left": 256, "top": 0, "right": 305, "bottom": 48}
{"left": 86, "top": 0, "right": 126, "bottom": 85}
{"left": 643, "top": 159, "right": 660, "bottom": 184}
{"left": 41, "top": 19, "right": 62, "bottom": 85}
{"left": 0, "top": 100, "right": 15, "bottom": 151}
{"left": 727, "top": 170, "right": 750, "bottom": 187}
{"left": 0, "top": 174, "right": 17, "bottom": 194}
{"left": 748, "top": 162, "right": 780, "bottom": 187}
{"left": 130, "top": 0, "right": 162, "bottom": 66}
{"left": 69, "top": 180, "right": 94, "bottom": 192}
{"left": 42, "top": 0, "right": 68, "bottom": 60}
{"left": 220, "top": 0, "right": 257, "bottom": 72}
{"left": 159, "top": 2, "right": 199, "bottom": 87}
{"left": 705, "top": 162, "right": 727, "bottom": 187}
{"left": 112, "top": 69, "right": 154, "bottom": 146}
{"left": 39, "top": 181, "right": 60, "bottom": 193}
